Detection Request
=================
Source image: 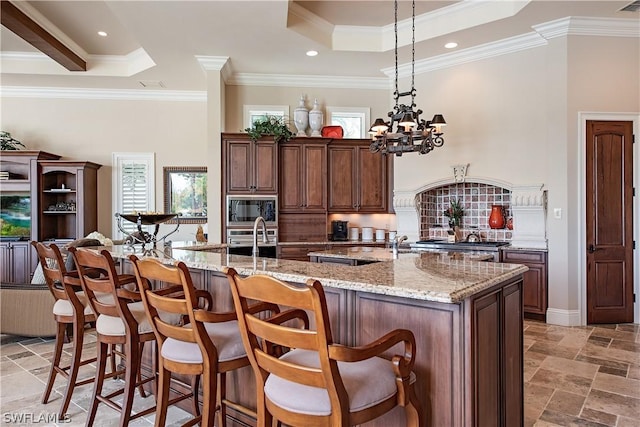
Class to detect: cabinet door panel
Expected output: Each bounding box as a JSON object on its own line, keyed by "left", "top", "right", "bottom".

{"left": 358, "top": 147, "right": 387, "bottom": 212}
{"left": 254, "top": 142, "right": 278, "bottom": 193}
{"left": 226, "top": 141, "right": 252, "bottom": 193}
{"left": 522, "top": 265, "right": 545, "bottom": 315}
{"left": 474, "top": 291, "right": 501, "bottom": 427}
{"left": 328, "top": 147, "right": 355, "bottom": 211}
{"left": 279, "top": 145, "right": 302, "bottom": 211}
{"left": 303, "top": 144, "right": 327, "bottom": 211}
{"left": 503, "top": 282, "right": 523, "bottom": 427}
{"left": 502, "top": 250, "right": 547, "bottom": 318}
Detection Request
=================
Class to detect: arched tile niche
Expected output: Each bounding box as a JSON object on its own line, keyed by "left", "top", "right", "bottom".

{"left": 417, "top": 180, "right": 513, "bottom": 242}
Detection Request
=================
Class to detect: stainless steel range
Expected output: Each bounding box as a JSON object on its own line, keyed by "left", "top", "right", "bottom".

{"left": 410, "top": 239, "right": 510, "bottom": 261}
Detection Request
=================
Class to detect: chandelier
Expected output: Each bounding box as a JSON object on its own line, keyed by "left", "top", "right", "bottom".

{"left": 369, "top": 0, "right": 446, "bottom": 156}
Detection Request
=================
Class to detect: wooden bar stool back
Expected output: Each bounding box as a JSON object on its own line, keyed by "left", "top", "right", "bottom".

{"left": 224, "top": 267, "right": 424, "bottom": 427}
{"left": 69, "top": 247, "right": 163, "bottom": 427}
{"left": 129, "top": 256, "right": 276, "bottom": 427}
{"left": 31, "top": 241, "right": 99, "bottom": 419}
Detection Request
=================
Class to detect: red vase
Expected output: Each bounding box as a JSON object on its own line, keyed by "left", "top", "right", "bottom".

{"left": 489, "top": 205, "right": 505, "bottom": 229}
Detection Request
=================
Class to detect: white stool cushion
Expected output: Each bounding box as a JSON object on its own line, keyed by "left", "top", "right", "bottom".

{"left": 52, "top": 291, "right": 113, "bottom": 317}
{"left": 95, "top": 301, "right": 181, "bottom": 336}
{"left": 264, "top": 349, "right": 411, "bottom": 416}
{"left": 161, "top": 320, "right": 246, "bottom": 364}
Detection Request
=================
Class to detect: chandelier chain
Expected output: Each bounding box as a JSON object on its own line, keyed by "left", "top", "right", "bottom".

{"left": 368, "top": 0, "right": 446, "bottom": 156}
{"left": 411, "top": 0, "right": 416, "bottom": 108}
{"left": 394, "top": 0, "right": 399, "bottom": 109}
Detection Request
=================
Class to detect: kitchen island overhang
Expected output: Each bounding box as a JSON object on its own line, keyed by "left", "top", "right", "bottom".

{"left": 104, "top": 244, "right": 528, "bottom": 427}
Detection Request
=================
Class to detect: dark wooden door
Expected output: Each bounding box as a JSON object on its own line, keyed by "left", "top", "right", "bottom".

{"left": 586, "top": 120, "right": 634, "bottom": 324}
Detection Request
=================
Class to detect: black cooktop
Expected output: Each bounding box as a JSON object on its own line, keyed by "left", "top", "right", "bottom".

{"left": 412, "top": 240, "right": 510, "bottom": 249}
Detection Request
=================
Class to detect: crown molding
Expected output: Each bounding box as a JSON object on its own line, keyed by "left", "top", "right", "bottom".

{"left": 298, "top": 0, "right": 530, "bottom": 52}
{"left": 534, "top": 16, "right": 640, "bottom": 39}
{"left": 195, "top": 56, "right": 232, "bottom": 82}
{"left": 0, "top": 85, "right": 205, "bottom": 102}
{"left": 226, "top": 73, "right": 390, "bottom": 90}
{"left": 383, "top": 16, "right": 639, "bottom": 78}
{"left": 384, "top": 31, "right": 546, "bottom": 78}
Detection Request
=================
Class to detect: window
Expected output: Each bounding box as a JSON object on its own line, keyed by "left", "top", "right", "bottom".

{"left": 163, "top": 166, "right": 207, "bottom": 223}
{"left": 326, "top": 106, "right": 371, "bottom": 138}
{"left": 243, "top": 105, "right": 290, "bottom": 129}
{"left": 112, "top": 152, "right": 155, "bottom": 238}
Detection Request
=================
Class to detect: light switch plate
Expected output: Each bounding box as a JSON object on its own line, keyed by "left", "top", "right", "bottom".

{"left": 553, "top": 208, "right": 562, "bottom": 219}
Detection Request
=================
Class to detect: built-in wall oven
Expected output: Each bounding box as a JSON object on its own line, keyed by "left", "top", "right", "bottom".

{"left": 226, "top": 195, "right": 278, "bottom": 258}
{"left": 226, "top": 195, "right": 277, "bottom": 227}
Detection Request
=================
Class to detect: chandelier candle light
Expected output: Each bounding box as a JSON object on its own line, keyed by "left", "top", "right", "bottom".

{"left": 369, "top": 0, "right": 447, "bottom": 156}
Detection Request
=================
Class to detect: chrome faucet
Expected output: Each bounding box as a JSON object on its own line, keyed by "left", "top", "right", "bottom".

{"left": 391, "top": 235, "right": 408, "bottom": 256}
{"left": 252, "top": 216, "right": 269, "bottom": 257}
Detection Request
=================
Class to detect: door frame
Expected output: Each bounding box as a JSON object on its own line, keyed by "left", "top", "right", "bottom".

{"left": 578, "top": 112, "right": 640, "bottom": 325}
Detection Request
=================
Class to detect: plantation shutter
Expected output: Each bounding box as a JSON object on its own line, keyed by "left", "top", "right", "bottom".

{"left": 112, "top": 153, "right": 155, "bottom": 238}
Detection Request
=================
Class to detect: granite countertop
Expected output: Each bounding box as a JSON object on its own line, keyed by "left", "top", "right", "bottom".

{"left": 104, "top": 244, "right": 527, "bottom": 304}
{"left": 308, "top": 246, "right": 496, "bottom": 262}
{"left": 277, "top": 240, "right": 387, "bottom": 246}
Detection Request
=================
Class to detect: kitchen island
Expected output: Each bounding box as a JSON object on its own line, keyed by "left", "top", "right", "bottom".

{"left": 106, "top": 244, "right": 528, "bottom": 427}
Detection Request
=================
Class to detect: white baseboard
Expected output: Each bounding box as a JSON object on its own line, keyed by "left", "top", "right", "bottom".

{"left": 546, "top": 308, "right": 582, "bottom": 326}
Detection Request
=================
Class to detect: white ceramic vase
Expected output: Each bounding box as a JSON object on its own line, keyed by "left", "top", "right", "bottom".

{"left": 293, "top": 95, "right": 309, "bottom": 137}
{"left": 309, "top": 98, "right": 323, "bottom": 137}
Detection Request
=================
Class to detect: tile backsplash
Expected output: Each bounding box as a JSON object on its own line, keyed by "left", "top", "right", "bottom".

{"left": 419, "top": 183, "right": 513, "bottom": 242}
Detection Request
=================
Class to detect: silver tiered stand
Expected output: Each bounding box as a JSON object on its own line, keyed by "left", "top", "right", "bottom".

{"left": 115, "top": 212, "right": 180, "bottom": 257}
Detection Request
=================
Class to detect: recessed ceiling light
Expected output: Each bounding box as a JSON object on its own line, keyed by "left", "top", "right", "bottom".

{"left": 97, "top": 31, "right": 108, "bottom": 37}
{"left": 306, "top": 50, "right": 318, "bottom": 57}
{"left": 444, "top": 42, "right": 458, "bottom": 49}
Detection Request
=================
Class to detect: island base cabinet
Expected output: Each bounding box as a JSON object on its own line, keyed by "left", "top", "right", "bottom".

{"left": 134, "top": 267, "right": 523, "bottom": 427}
{"left": 353, "top": 293, "right": 462, "bottom": 427}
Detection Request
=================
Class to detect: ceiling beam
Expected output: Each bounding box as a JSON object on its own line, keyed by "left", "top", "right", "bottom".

{"left": 1, "top": 0, "right": 86, "bottom": 71}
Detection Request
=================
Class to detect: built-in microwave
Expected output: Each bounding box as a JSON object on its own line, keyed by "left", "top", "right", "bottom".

{"left": 226, "top": 195, "right": 277, "bottom": 227}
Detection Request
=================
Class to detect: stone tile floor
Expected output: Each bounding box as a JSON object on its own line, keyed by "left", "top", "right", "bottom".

{"left": 523, "top": 320, "right": 639, "bottom": 426}
{"left": 0, "top": 320, "right": 638, "bottom": 426}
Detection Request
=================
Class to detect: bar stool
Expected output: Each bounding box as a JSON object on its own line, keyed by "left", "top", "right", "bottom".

{"left": 69, "top": 247, "right": 180, "bottom": 427}
{"left": 224, "top": 267, "right": 424, "bottom": 427}
{"left": 31, "top": 241, "right": 103, "bottom": 418}
{"left": 130, "top": 256, "right": 279, "bottom": 427}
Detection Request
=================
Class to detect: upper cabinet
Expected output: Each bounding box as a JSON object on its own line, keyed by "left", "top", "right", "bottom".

{"left": 328, "top": 140, "right": 393, "bottom": 213}
{"left": 222, "top": 134, "right": 278, "bottom": 194}
{"left": 279, "top": 139, "right": 329, "bottom": 213}
{"left": 38, "top": 161, "right": 101, "bottom": 242}
{"left": 0, "top": 150, "right": 60, "bottom": 192}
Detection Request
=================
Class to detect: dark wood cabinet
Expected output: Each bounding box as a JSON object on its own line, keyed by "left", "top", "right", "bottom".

{"left": 502, "top": 249, "right": 548, "bottom": 321}
{"left": 328, "top": 140, "right": 392, "bottom": 213}
{"left": 38, "top": 161, "right": 101, "bottom": 242}
{"left": 279, "top": 139, "right": 328, "bottom": 213}
{"left": 0, "top": 151, "right": 60, "bottom": 283}
{"left": 0, "top": 241, "right": 36, "bottom": 283}
{"left": 278, "top": 213, "right": 327, "bottom": 243}
{"left": 222, "top": 134, "right": 278, "bottom": 194}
